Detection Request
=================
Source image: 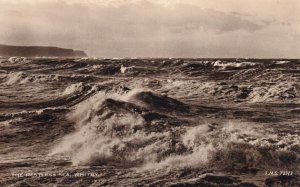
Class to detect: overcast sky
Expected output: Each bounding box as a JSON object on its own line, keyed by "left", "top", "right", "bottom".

{"left": 0, "top": 0, "right": 299, "bottom": 58}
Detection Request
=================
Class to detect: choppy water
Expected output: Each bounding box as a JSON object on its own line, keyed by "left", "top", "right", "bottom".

{"left": 0, "top": 57, "right": 299, "bottom": 186}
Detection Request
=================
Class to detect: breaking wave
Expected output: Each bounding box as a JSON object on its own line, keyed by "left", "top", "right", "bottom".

{"left": 50, "top": 88, "right": 299, "bottom": 171}
{"left": 248, "top": 82, "right": 298, "bottom": 103}
{"left": 213, "top": 60, "right": 257, "bottom": 69}
{"left": 4, "top": 72, "right": 29, "bottom": 85}
{"left": 143, "top": 122, "right": 299, "bottom": 171}
{"left": 62, "top": 83, "right": 84, "bottom": 95}
{"left": 159, "top": 78, "right": 298, "bottom": 103}
{"left": 8, "top": 57, "right": 29, "bottom": 64}
{"left": 3, "top": 72, "right": 61, "bottom": 85}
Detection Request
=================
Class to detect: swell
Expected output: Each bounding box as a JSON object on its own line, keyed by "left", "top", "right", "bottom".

{"left": 0, "top": 85, "right": 98, "bottom": 111}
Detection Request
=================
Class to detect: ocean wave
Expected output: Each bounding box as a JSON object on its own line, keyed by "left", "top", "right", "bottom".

{"left": 275, "top": 60, "right": 290, "bottom": 65}
{"left": 133, "top": 91, "right": 189, "bottom": 113}
{"left": 213, "top": 60, "right": 257, "bottom": 69}
{"left": 50, "top": 87, "right": 299, "bottom": 170}
{"left": 50, "top": 89, "right": 187, "bottom": 165}
{"left": 159, "top": 78, "right": 299, "bottom": 103}
{"left": 0, "top": 107, "right": 68, "bottom": 122}
{"left": 4, "top": 72, "right": 28, "bottom": 85}
{"left": 8, "top": 57, "right": 29, "bottom": 64}
{"left": 248, "top": 82, "right": 297, "bottom": 103}
{"left": 1, "top": 58, "right": 300, "bottom": 186}
{"left": 0, "top": 57, "right": 30, "bottom": 64}
{"left": 142, "top": 121, "right": 299, "bottom": 171}
{"left": 3, "top": 72, "right": 61, "bottom": 85}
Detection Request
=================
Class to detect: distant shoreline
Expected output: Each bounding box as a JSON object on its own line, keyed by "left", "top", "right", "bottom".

{"left": 0, "top": 44, "right": 87, "bottom": 58}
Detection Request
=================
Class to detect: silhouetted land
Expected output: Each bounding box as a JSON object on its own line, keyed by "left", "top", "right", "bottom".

{"left": 0, "top": 44, "right": 87, "bottom": 58}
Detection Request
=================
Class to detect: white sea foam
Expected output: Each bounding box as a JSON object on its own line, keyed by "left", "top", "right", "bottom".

{"left": 62, "top": 83, "right": 84, "bottom": 95}
{"left": 213, "top": 61, "right": 257, "bottom": 69}
{"left": 7, "top": 57, "right": 29, "bottom": 64}
{"left": 275, "top": 60, "right": 290, "bottom": 64}
{"left": 141, "top": 121, "right": 261, "bottom": 170}
{"left": 3, "top": 72, "right": 62, "bottom": 85}
{"left": 4, "top": 72, "right": 28, "bottom": 85}
{"left": 50, "top": 88, "right": 165, "bottom": 165}
{"left": 0, "top": 117, "right": 23, "bottom": 127}
{"left": 161, "top": 79, "right": 216, "bottom": 98}
{"left": 141, "top": 120, "right": 298, "bottom": 170}
{"left": 36, "top": 107, "right": 67, "bottom": 115}
{"left": 120, "top": 64, "right": 133, "bottom": 74}
{"left": 248, "top": 82, "right": 297, "bottom": 103}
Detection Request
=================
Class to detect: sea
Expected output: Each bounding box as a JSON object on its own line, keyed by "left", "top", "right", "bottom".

{"left": 0, "top": 57, "right": 299, "bottom": 186}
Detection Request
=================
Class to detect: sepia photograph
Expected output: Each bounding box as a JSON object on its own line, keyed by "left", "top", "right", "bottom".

{"left": 0, "top": 0, "right": 299, "bottom": 186}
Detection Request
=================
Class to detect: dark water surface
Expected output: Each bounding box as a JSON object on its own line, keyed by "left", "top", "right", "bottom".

{"left": 0, "top": 57, "right": 299, "bottom": 186}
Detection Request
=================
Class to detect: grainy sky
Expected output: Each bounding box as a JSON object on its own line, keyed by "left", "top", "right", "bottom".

{"left": 0, "top": 0, "right": 299, "bottom": 57}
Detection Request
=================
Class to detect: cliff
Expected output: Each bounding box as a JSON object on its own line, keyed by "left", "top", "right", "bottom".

{"left": 0, "top": 44, "right": 87, "bottom": 58}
